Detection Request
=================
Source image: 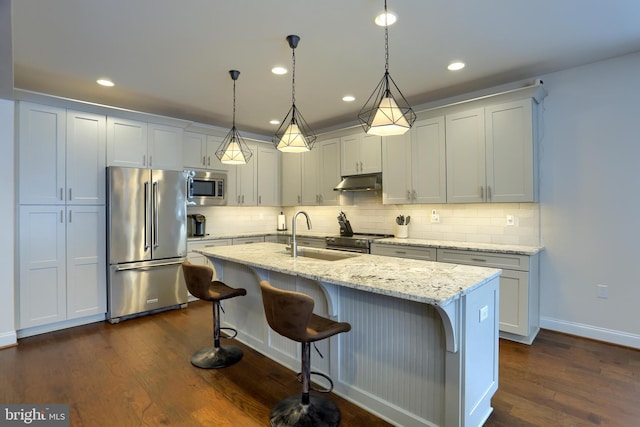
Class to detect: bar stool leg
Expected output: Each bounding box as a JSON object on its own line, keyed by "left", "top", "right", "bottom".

{"left": 269, "top": 342, "right": 341, "bottom": 427}
{"left": 191, "top": 301, "right": 243, "bottom": 369}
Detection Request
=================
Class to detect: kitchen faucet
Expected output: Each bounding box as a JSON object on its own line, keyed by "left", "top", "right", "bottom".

{"left": 291, "top": 210, "right": 312, "bottom": 258}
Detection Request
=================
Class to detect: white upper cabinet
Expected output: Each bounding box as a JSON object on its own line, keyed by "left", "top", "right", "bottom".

{"left": 340, "top": 132, "right": 382, "bottom": 176}
{"left": 446, "top": 108, "right": 486, "bottom": 203}
{"left": 485, "top": 99, "right": 535, "bottom": 202}
{"left": 18, "top": 102, "right": 106, "bottom": 205}
{"left": 147, "top": 123, "right": 183, "bottom": 170}
{"left": 281, "top": 153, "right": 302, "bottom": 206}
{"left": 446, "top": 98, "right": 537, "bottom": 203}
{"left": 228, "top": 141, "right": 258, "bottom": 205}
{"left": 257, "top": 144, "right": 280, "bottom": 206}
{"left": 183, "top": 132, "right": 229, "bottom": 171}
{"left": 300, "top": 138, "right": 341, "bottom": 206}
{"left": 382, "top": 117, "right": 446, "bottom": 204}
{"left": 66, "top": 110, "right": 107, "bottom": 205}
{"left": 18, "top": 103, "right": 66, "bottom": 205}
{"left": 106, "top": 117, "right": 148, "bottom": 168}
{"left": 107, "top": 118, "right": 183, "bottom": 170}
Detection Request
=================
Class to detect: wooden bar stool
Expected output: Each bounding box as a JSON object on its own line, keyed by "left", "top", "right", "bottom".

{"left": 182, "top": 260, "right": 247, "bottom": 369}
{"left": 259, "top": 280, "right": 351, "bottom": 427}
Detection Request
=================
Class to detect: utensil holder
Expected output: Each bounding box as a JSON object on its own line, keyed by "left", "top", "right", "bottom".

{"left": 396, "top": 224, "right": 409, "bottom": 238}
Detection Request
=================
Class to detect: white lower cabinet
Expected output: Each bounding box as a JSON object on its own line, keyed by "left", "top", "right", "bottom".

{"left": 370, "top": 243, "right": 540, "bottom": 343}
{"left": 232, "top": 236, "right": 265, "bottom": 245}
{"left": 19, "top": 205, "right": 106, "bottom": 329}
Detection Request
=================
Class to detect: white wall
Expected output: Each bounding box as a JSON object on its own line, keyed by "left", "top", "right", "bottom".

{"left": 538, "top": 51, "right": 640, "bottom": 347}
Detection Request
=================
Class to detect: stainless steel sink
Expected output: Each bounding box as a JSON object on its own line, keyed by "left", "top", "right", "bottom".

{"left": 282, "top": 247, "right": 360, "bottom": 261}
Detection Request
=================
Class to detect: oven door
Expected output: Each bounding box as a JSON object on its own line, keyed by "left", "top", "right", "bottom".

{"left": 325, "top": 245, "right": 369, "bottom": 254}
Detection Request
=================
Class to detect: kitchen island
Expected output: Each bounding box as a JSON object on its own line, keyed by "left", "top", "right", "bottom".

{"left": 197, "top": 242, "right": 501, "bottom": 427}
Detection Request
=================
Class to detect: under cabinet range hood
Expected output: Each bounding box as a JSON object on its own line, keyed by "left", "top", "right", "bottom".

{"left": 334, "top": 174, "right": 382, "bottom": 192}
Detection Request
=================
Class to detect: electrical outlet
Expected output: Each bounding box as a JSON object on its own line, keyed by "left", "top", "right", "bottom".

{"left": 479, "top": 305, "right": 489, "bottom": 322}
{"left": 597, "top": 284, "right": 608, "bottom": 299}
{"left": 506, "top": 215, "right": 515, "bottom": 226}
{"left": 431, "top": 210, "right": 440, "bottom": 223}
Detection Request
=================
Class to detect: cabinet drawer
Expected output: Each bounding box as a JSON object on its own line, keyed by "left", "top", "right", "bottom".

{"left": 232, "top": 236, "right": 265, "bottom": 245}
{"left": 370, "top": 243, "right": 436, "bottom": 261}
{"left": 188, "top": 239, "right": 231, "bottom": 250}
{"left": 437, "top": 249, "right": 529, "bottom": 271}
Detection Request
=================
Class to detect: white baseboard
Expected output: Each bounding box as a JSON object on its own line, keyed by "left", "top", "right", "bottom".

{"left": 0, "top": 330, "right": 17, "bottom": 348}
{"left": 540, "top": 317, "right": 640, "bottom": 349}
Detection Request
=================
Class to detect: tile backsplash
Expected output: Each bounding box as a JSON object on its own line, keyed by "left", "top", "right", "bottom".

{"left": 190, "top": 193, "right": 540, "bottom": 246}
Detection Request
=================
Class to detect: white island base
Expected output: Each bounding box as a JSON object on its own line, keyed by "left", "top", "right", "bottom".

{"left": 200, "top": 243, "right": 500, "bottom": 427}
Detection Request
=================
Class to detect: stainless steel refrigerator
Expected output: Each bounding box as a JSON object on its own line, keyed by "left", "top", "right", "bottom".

{"left": 106, "top": 166, "right": 188, "bottom": 323}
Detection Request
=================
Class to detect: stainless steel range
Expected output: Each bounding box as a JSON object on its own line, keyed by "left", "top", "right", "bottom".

{"left": 325, "top": 233, "right": 393, "bottom": 253}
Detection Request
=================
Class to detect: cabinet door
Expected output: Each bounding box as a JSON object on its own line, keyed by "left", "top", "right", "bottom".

{"left": 236, "top": 142, "right": 257, "bottom": 205}
{"left": 446, "top": 108, "right": 486, "bottom": 203}
{"left": 148, "top": 123, "right": 183, "bottom": 171}
{"left": 498, "top": 269, "right": 529, "bottom": 335}
{"left": 382, "top": 132, "right": 412, "bottom": 204}
{"left": 281, "top": 153, "right": 302, "bottom": 206}
{"left": 301, "top": 148, "right": 319, "bottom": 205}
{"left": 257, "top": 145, "right": 280, "bottom": 206}
{"left": 18, "top": 102, "right": 66, "bottom": 205}
{"left": 66, "top": 206, "right": 106, "bottom": 319}
{"left": 205, "top": 135, "right": 231, "bottom": 171}
{"left": 318, "top": 138, "right": 341, "bottom": 205}
{"left": 66, "top": 110, "right": 106, "bottom": 205}
{"left": 485, "top": 99, "right": 535, "bottom": 202}
{"left": 360, "top": 134, "right": 382, "bottom": 173}
{"left": 340, "top": 133, "right": 361, "bottom": 176}
{"left": 183, "top": 131, "right": 206, "bottom": 169}
{"left": 412, "top": 117, "right": 446, "bottom": 203}
{"left": 107, "top": 117, "right": 148, "bottom": 168}
{"left": 19, "top": 205, "right": 67, "bottom": 328}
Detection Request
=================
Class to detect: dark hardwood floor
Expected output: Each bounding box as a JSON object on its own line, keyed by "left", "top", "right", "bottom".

{"left": 1, "top": 300, "right": 638, "bottom": 426}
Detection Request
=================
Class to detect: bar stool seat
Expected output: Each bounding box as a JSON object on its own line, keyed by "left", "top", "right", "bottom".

{"left": 259, "top": 280, "right": 351, "bottom": 427}
{"left": 182, "top": 260, "right": 247, "bottom": 369}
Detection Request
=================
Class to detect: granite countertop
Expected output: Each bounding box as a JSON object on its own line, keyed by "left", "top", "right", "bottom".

{"left": 375, "top": 238, "right": 542, "bottom": 255}
{"left": 196, "top": 242, "right": 501, "bottom": 307}
{"left": 187, "top": 231, "right": 326, "bottom": 241}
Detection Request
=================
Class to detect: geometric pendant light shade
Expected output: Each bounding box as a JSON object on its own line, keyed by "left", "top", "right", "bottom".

{"left": 358, "top": 0, "right": 416, "bottom": 136}
{"left": 216, "top": 70, "right": 253, "bottom": 165}
{"left": 273, "top": 35, "right": 317, "bottom": 153}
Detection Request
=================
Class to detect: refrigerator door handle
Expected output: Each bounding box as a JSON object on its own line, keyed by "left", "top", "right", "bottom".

{"left": 153, "top": 181, "right": 159, "bottom": 248}
{"left": 144, "top": 181, "right": 151, "bottom": 250}
{"left": 114, "top": 260, "right": 183, "bottom": 272}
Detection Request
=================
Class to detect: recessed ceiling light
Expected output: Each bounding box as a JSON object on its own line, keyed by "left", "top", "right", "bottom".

{"left": 447, "top": 62, "right": 465, "bottom": 71}
{"left": 269, "top": 119, "right": 280, "bottom": 125}
{"left": 96, "top": 78, "right": 114, "bottom": 87}
{"left": 342, "top": 95, "right": 355, "bottom": 102}
{"left": 271, "top": 67, "right": 287, "bottom": 75}
{"left": 375, "top": 12, "right": 397, "bottom": 26}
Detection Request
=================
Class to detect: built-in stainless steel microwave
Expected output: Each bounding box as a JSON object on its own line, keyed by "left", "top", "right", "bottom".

{"left": 185, "top": 170, "right": 227, "bottom": 206}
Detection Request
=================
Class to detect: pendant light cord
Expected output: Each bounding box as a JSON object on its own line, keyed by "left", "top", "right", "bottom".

{"left": 232, "top": 78, "right": 237, "bottom": 128}
{"left": 384, "top": 0, "right": 389, "bottom": 74}
{"left": 291, "top": 46, "right": 296, "bottom": 107}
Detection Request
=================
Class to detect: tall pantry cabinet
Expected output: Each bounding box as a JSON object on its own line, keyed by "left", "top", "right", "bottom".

{"left": 17, "top": 102, "right": 107, "bottom": 331}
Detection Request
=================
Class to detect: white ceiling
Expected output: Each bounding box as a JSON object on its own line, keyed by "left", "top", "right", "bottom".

{"left": 11, "top": 0, "right": 640, "bottom": 136}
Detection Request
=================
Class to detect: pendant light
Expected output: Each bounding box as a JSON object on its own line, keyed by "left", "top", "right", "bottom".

{"left": 216, "top": 70, "right": 253, "bottom": 165}
{"left": 273, "top": 35, "right": 317, "bottom": 153}
{"left": 358, "top": 0, "right": 416, "bottom": 136}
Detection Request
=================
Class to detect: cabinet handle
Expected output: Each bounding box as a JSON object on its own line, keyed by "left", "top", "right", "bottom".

{"left": 412, "top": 190, "right": 417, "bottom": 201}
{"left": 395, "top": 250, "right": 407, "bottom": 254}
{"left": 202, "top": 156, "right": 206, "bottom": 166}
{"left": 68, "top": 209, "right": 72, "bottom": 223}
{"left": 407, "top": 190, "right": 411, "bottom": 201}
{"left": 143, "top": 155, "right": 146, "bottom": 166}
{"left": 319, "top": 194, "right": 323, "bottom": 203}
{"left": 471, "top": 258, "right": 487, "bottom": 262}
{"left": 297, "top": 195, "right": 301, "bottom": 203}
{"left": 242, "top": 195, "right": 244, "bottom": 204}
{"left": 68, "top": 188, "right": 72, "bottom": 201}
{"left": 149, "top": 155, "right": 153, "bottom": 167}
{"left": 60, "top": 210, "right": 64, "bottom": 223}
{"left": 258, "top": 195, "right": 262, "bottom": 204}
{"left": 480, "top": 186, "right": 484, "bottom": 200}
{"left": 360, "top": 161, "right": 363, "bottom": 172}
{"left": 237, "top": 195, "right": 241, "bottom": 204}
{"left": 60, "top": 188, "right": 64, "bottom": 201}
{"left": 207, "top": 156, "right": 211, "bottom": 167}
{"left": 487, "top": 186, "right": 492, "bottom": 200}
